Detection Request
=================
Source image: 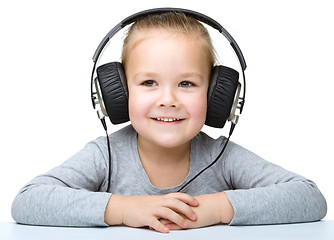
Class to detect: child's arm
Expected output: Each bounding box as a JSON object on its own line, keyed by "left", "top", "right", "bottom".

{"left": 104, "top": 193, "right": 199, "bottom": 233}
{"left": 220, "top": 141, "right": 327, "bottom": 225}
{"left": 11, "top": 139, "right": 112, "bottom": 227}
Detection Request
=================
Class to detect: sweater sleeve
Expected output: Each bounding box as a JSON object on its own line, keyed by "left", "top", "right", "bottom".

{"left": 11, "top": 138, "right": 112, "bottom": 227}
{"left": 222, "top": 141, "right": 327, "bottom": 225}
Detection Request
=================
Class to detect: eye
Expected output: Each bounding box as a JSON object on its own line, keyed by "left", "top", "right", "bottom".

{"left": 142, "top": 80, "right": 157, "bottom": 87}
{"left": 178, "top": 81, "right": 194, "bottom": 88}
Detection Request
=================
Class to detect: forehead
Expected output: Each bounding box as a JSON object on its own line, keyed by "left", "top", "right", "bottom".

{"left": 127, "top": 28, "right": 205, "bottom": 51}
{"left": 125, "top": 29, "right": 210, "bottom": 73}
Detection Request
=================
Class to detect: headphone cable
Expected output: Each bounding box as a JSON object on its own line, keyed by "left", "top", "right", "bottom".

{"left": 100, "top": 118, "right": 112, "bottom": 191}
{"left": 177, "top": 123, "right": 235, "bottom": 192}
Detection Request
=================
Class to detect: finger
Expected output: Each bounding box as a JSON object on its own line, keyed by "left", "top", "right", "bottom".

{"left": 163, "top": 198, "right": 197, "bottom": 221}
{"left": 166, "top": 193, "right": 199, "bottom": 207}
{"left": 165, "top": 222, "right": 183, "bottom": 231}
{"left": 160, "top": 219, "right": 182, "bottom": 231}
{"left": 159, "top": 218, "right": 172, "bottom": 225}
{"left": 158, "top": 208, "right": 189, "bottom": 229}
{"left": 148, "top": 218, "right": 170, "bottom": 233}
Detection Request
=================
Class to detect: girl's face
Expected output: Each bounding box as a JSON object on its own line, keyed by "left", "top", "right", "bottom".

{"left": 125, "top": 29, "right": 210, "bottom": 149}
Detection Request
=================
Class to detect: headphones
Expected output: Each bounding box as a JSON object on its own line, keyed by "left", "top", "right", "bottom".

{"left": 91, "top": 8, "right": 246, "bottom": 130}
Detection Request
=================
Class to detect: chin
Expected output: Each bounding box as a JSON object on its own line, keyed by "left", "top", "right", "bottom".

{"left": 134, "top": 122, "right": 202, "bottom": 149}
{"left": 151, "top": 135, "right": 192, "bottom": 149}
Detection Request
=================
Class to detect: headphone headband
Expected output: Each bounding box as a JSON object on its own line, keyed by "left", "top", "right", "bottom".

{"left": 92, "top": 8, "right": 246, "bottom": 71}
{"left": 122, "top": 8, "right": 223, "bottom": 30}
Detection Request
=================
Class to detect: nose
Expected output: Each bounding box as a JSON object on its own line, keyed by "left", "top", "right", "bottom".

{"left": 158, "top": 87, "right": 177, "bottom": 108}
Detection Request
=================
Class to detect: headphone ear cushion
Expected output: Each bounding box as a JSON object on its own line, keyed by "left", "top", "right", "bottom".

{"left": 97, "top": 62, "right": 129, "bottom": 124}
{"left": 205, "top": 66, "right": 239, "bottom": 128}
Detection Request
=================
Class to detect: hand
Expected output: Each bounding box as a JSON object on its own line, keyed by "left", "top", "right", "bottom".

{"left": 160, "top": 192, "right": 234, "bottom": 230}
{"left": 104, "top": 193, "right": 199, "bottom": 233}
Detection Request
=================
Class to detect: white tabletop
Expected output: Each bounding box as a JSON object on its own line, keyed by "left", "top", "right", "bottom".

{"left": 1, "top": 221, "right": 333, "bottom": 240}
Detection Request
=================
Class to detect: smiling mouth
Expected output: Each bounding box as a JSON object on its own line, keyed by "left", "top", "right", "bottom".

{"left": 152, "top": 117, "right": 183, "bottom": 122}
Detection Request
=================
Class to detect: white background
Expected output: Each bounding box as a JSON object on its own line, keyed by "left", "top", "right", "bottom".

{"left": 1, "top": 0, "right": 333, "bottom": 222}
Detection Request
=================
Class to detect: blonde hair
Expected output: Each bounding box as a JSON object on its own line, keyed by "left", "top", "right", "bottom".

{"left": 121, "top": 12, "right": 216, "bottom": 70}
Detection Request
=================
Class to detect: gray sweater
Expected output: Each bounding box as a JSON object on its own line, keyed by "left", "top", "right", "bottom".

{"left": 11, "top": 125, "right": 327, "bottom": 226}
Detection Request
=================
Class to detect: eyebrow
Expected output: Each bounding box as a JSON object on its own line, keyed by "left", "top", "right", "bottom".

{"left": 178, "top": 72, "right": 205, "bottom": 80}
{"left": 133, "top": 72, "right": 205, "bottom": 81}
{"left": 133, "top": 72, "right": 160, "bottom": 80}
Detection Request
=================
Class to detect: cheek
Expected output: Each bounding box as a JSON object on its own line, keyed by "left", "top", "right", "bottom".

{"left": 185, "top": 92, "right": 208, "bottom": 122}
{"left": 128, "top": 90, "right": 150, "bottom": 120}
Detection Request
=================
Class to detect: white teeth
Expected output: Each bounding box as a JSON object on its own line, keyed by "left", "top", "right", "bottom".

{"left": 155, "top": 117, "right": 180, "bottom": 122}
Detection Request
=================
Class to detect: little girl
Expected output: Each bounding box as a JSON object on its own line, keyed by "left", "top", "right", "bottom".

{"left": 12, "top": 10, "right": 327, "bottom": 233}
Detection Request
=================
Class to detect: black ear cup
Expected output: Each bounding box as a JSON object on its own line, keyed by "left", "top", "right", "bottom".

{"left": 96, "top": 62, "right": 129, "bottom": 124}
{"left": 205, "top": 66, "right": 239, "bottom": 128}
